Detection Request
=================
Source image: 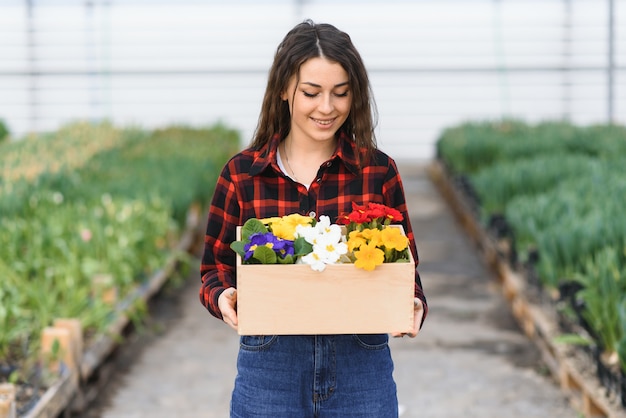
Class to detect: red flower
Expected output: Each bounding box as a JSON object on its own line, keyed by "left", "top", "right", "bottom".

{"left": 336, "top": 202, "right": 403, "bottom": 231}
{"left": 351, "top": 202, "right": 366, "bottom": 212}
{"left": 383, "top": 206, "right": 403, "bottom": 223}
{"left": 343, "top": 202, "right": 368, "bottom": 223}
{"left": 365, "top": 203, "right": 386, "bottom": 220}
{"left": 348, "top": 210, "right": 371, "bottom": 223}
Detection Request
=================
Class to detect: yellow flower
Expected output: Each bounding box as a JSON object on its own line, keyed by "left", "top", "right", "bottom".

{"left": 360, "top": 228, "right": 383, "bottom": 247}
{"left": 353, "top": 242, "right": 385, "bottom": 271}
{"left": 347, "top": 230, "right": 367, "bottom": 251}
{"left": 381, "top": 227, "right": 409, "bottom": 251}
{"left": 261, "top": 217, "right": 281, "bottom": 226}
{"left": 264, "top": 214, "right": 314, "bottom": 240}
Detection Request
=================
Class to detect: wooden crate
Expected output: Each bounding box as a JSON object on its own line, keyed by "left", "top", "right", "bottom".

{"left": 235, "top": 226, "right": 416, "bottom": 335}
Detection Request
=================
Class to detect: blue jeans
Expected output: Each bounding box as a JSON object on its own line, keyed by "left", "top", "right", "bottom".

{"left": 230, "top": 334, "right": 398, "bottom": 417}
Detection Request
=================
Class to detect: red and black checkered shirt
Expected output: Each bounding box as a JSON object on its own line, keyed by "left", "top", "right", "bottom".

{"left": 200, "top": 133, "right": 427, "bottom": 325}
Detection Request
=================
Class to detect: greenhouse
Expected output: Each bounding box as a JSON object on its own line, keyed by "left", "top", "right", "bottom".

{"left": 0, "top": 1, "right": 625, "bottom": 417}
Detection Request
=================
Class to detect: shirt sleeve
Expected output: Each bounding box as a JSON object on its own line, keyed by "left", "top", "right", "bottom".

{"left": 382, "top": 158, "right": 428, "bottom": 328}
{"left": 199, "top": 161, "right": 241, "bottom": 320}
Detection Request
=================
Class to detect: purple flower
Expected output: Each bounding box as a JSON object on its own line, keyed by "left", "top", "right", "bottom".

{"left": 273, "top": 238, "right": 295, "bottom": 258}
{"left": 244, "top": 232, "right": 295, "bottom": 261}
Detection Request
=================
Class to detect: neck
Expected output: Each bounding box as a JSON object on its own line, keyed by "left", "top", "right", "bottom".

{"left": 281, "top": 136, "right": 337, "bottom": 185}
{"left": 283, "top": 135, "right": 337, "bottom": 161}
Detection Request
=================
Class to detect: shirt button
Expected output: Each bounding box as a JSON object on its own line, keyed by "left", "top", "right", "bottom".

{"left": 325, "top": 161, "right": 332, "bottom": 167}
{"left": 309, "top": 211, "right": 316, "bottom": 218}
{"left": 316, "top": 178, "right": 322, "bottom": 183}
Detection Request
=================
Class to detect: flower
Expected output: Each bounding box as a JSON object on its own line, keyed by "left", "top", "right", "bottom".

{"left": 300, "top": 251, "right": 327, "bottom": 272}
{"left": 296, "top": 216, "right": 348, "bottom": 271}
{"left": 337, "top": 202, "right": 403, "bottom": 232}
{"left": 262, "top": 213, "right": 314, "bottom": 240}
{"left": 243, "top": 232, "right": 295, "bottom": 263}
{"left": 347, "top": 230, "right": 367, "bottom": 252}
{"left": 231, "top": 214, "right": 314, "bottom": 265}
{"left": 80, "top": 228, "right": 93, "bottom": 242}
{"left": 230, "top": 204, "right": 409, "bottom": 271}
{"left": 353, "top": 242, "right": 385, "bottom": 271}
{"left": 380, "top": 227, "right": 409, "bottom": 251}
{"left": 338, "top": 202, "right": 410, "bottom": 270}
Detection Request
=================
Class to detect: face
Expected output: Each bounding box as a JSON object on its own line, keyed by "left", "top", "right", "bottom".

{"left": 281, "top": 57, "right": 352, "bottom": 145}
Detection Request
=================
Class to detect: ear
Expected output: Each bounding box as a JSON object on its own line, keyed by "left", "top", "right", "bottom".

{"left": 281, "top": 91, "right": 288, "bottom": 101}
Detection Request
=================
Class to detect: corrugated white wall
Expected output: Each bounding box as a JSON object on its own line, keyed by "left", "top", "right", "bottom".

{"left": 0, "top": 0, "right": 624, "bottom": 161}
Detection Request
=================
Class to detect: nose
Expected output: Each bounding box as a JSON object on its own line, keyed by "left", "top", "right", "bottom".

{"left": 318, "top": 94, "right": 334, "bottom": 114}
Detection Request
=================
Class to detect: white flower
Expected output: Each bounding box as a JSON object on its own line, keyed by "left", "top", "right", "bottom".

{"left": 52, "top": 192, "right": 64, "bottom": 204}
{"left": 301, "top": 251, "right": 328, "bottom": 271}
{"left": 296, "top": 216, "right": 342, "bottom": 244}
{"left": 296, "top": 216, "right": 348, "bottom": 271}
{"left": 315, "top": 235, "right": 348, "bottom": 263}
{"left": 295, "top": 223, "right": 319, "bottom": 245}
{"left": 316, "top": 216, "right": 344, "bottom": 243}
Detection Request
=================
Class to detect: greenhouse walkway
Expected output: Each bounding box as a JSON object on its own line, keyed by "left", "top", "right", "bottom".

{"left": 87, "top": 163, "right": 577, "bottom": 418}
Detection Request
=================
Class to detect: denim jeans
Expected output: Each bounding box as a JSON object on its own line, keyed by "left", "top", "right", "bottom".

{"left": 230, "top": 334, "right": 398, "bottom": 418}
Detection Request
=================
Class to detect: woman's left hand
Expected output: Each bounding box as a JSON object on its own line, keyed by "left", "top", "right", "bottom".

{"left": 391, "top": 298, "right": 424, "bottom": 338}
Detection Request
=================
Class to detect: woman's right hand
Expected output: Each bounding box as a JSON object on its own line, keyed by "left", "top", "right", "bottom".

{"left": 218, "top": 288, "right": 238, "bottom": 331}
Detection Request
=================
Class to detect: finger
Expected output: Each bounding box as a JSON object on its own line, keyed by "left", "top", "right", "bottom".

{"left": 410, "top": 300, "right": 424, "bottom": 338}
{"left": 223, "top": 313, "right": 239, "bottom": 330}
{"left": 221, "top": 302, "right": 239, "bottom": 329}
{"left": 218, "top": 288, "right": 239, "bottom": 331}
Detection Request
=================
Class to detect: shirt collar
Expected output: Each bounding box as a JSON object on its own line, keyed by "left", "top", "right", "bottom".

{"left": 249, "top": 132, "right": 361, "bottom": 177}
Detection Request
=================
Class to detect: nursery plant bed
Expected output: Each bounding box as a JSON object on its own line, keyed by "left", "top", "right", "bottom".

{"left": 17, "top": 204, "right": 203, "bottom": 418}
{"left": 236, "top": 226, "right": 416, "bottom": 336}
{"left": 80, "top": 203, "right": 201, "bottom": 382}
{"left": 21, "top": 369, "right": 76, "bottom": 418}
{"left": 428, "top": 160, "right": 626, "bottom": 418}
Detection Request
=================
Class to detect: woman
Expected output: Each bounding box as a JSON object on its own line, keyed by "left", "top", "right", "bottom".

{"left": 200, "top": 20, "right": 427, "bottom": 417}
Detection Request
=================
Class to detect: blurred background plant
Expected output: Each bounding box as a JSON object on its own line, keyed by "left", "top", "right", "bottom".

{"left": 0, "top": 118, "right": 9, "bottom": 143}
{"left": 0, "top": 120, "right": 240, "bottom": 395}
{"left": 436, "top": 119, "right": 626, "bottom": 383}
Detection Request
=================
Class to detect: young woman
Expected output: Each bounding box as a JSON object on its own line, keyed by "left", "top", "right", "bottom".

{"left": 200, "top": 20, "right": 427, "bottom": 417}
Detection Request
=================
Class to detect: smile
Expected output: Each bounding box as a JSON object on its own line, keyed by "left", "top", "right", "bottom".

{"left": 312, "top": 118, "right": 334, "bottom": 125}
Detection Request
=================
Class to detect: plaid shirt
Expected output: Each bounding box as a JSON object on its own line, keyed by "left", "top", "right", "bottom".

{"left": 200, "top": 133, "right": 427, "bottom": 325}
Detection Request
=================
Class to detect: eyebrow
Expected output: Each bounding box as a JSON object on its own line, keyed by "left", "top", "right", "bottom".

{"left": 301, "top": 81, "right": 349, "bottom": 88}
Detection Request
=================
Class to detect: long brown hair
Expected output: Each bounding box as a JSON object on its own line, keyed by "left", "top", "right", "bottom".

{"left": 251, "top": 20, "right": 378, "bottom": 166}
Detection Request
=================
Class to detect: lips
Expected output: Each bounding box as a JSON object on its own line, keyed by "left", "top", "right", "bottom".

{"left": 312, "top": 117, "right": 335, "bottom": 126}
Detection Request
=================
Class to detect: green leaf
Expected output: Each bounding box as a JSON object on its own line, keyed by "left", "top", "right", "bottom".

{"left": 293, "top": 237, "right": 313, "bottom": 256}
{"left": 617, "top": 337, "right": 626, "bottom": 372}
{"left": 241, "top": 219, "right": 267, "bottom": 240}
{"left": 252, "top": 245, "right": 277, "bottom": 264}
{"left": 552, "top": 333, "right": 592, "bottom": 346}
{"left": 277, "top": 254, "right": 296, "bottom": 264}
{"left": 230, "top": 241, "right": 246, "bottom": 257}
{"left": 8, "top": 370, "right": 20, "bottom": 384}
{"left": 52, "top": 338, "right": 60, "bottom": 357}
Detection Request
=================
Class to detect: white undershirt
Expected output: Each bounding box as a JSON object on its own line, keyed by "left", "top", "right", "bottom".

{"left": 277, "top": 147, "right": 310, "bottom": 190}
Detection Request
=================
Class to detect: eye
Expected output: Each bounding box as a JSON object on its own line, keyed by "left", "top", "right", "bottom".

{"left": 302, "top": 90, "right": 317, "bottom": 98}
{"left": 334, "top": 91, "right": 349, "bottom": 98}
